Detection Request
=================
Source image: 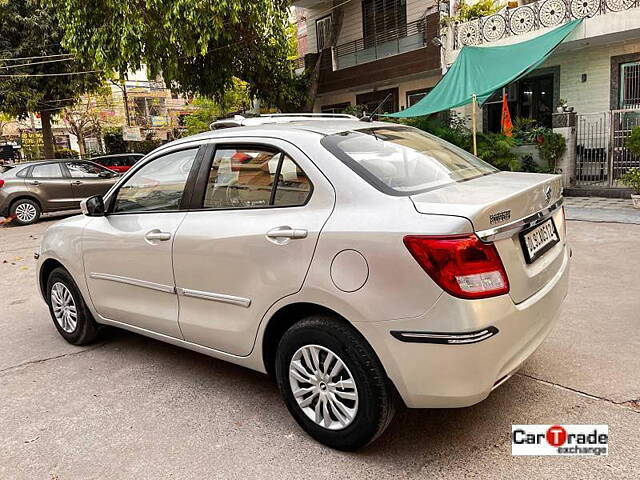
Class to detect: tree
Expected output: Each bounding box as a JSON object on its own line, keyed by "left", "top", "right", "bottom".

{"left": 61, "top": 98, "right": 103, "bottom": 156}
{"left": 183, "top": 81, "right": 251, "bottom": 136}
{"left": 0, "top": 0, "right": 104, "bottom": 159}
{"left": 52, "top": 0, "right": 304, "bottom": 111}
{"left": 0, "top": 112, "right": 12, "bottom": 137}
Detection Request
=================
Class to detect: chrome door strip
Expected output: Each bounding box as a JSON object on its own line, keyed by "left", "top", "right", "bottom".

{"left": 176, "top": 287, "right": 251, "bottom": 308}
{"left": 476, "top": 198, "right": 563, "bottom": 242}
{"left": 89, "top": 272, "right": 176, "bottom": 294}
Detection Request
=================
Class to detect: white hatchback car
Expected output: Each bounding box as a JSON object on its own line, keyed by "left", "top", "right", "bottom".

{"left": 37, "top": 115, "right": 569, "bottom": 450}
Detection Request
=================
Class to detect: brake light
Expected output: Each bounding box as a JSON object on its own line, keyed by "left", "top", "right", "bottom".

{"left": 0, "top": 179, "right": 4, "bottom": 188}
{"left": 403, "top": 234, "right": 509, "bottom": 299}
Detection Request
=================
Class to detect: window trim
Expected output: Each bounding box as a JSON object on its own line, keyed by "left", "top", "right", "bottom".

{"left": 188, "top": 142, "right": 314, "bottom": 212}
{"left": 105, "top": 145, "right": 205, "bottom": 216}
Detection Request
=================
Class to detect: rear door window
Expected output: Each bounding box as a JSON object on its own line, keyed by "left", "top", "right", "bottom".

{"left": 201, "top": 146, "right": 311, "bottom": 209}
{"left": 31, "top": 163, "right": 64, "bottom": 178}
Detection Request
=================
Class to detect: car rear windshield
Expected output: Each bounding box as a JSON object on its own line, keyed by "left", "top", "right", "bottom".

{"left": 321, "top": 126, "right": 497, "bottom": 195}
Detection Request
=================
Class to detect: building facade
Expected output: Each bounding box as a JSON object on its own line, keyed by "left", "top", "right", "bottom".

{"left": 293, "top": 0, "right": 443, "bottom": 114}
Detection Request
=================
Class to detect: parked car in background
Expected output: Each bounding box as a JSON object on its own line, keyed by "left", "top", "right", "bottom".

{"left": 36, "top": 114, "right": 569, "bottom": 450}
{"left": 0, "top": 159, "right": 119, "bottom": 225}
{"left": 93, "top": 153, "right": 144, "bottom": 173}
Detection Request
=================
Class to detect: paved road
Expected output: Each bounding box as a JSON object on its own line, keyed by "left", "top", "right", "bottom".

{"left": 1, "top": 216, "right": 638, "bottom": 479}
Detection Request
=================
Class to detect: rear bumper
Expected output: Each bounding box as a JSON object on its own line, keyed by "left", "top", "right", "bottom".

{"left": 356, "top": 245, "right": 570, "bottom": 408}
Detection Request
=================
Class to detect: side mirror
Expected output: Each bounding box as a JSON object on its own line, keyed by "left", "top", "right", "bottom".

{"left": 80, "top": 195, "right": 105, "bottom": 217}
{"left": 98, "top": 171, "right": 112, "bottom": 178}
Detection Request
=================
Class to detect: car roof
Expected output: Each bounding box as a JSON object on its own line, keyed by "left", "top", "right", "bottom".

{"left": 165, "top": 119, "right": 396, "bottom": 149}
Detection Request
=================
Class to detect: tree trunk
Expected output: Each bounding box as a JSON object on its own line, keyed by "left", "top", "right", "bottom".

{"left": 305, "top": 3, "right": 344, "bottom": 112}
{"left": 77, "top": 133, "right": 86, "bottom": 157}
{"left": 40, "top": 110, "right": 55, "bottom": 159}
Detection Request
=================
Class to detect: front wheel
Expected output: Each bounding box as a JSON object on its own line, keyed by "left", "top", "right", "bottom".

{"left": 46, "top": 267, "right": 100, "bottom": 345}
{"left": 275, "top": 316, "right": 395, "bottom": 451}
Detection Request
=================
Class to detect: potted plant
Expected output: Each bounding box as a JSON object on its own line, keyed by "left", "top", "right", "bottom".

{"left": 556, "top": 99, "right": 566, "bottom": 113}
{"left": 620, "top": 168, "right": 640, "bottom": 208}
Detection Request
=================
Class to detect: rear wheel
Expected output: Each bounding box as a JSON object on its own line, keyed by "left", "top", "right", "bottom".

{"left": 275, "top": 316, "right": 395, "bottom": 451}
{"left": 46, "top": 267, "right": 100, "bottom": 345}
{"left": 10, "top": 198, "right": 40, "bottom": 225}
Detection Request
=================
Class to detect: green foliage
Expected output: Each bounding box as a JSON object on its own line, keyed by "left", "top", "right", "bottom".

{"left": 54, "top": 148, "right": 79, "bottom": 159}
{"left": 626, "top": 126, "right": 640, "bottom": 157}
{"left": 102, "top": 126, "right": 163, "bottom": 154}
{"left": 452, "top": 0, "right": 503, "bottom": 22}
{"left": 0, "top": 0, "right": 104, "bottom": 157}
{"left": 103, "top": 126, "right": 127, "bottom": 154}
{"left": 476, "top": 132, "right": 520, "bottom": 171}
{"left": 619, "top": 167, "right": 640, "bottom": 194}
{"left": 51, "top": 0, "right": 305, "bottom": 111}
{"left": 519, "top": 154, "right": 540, "bottom": 173}
{"left": 512, "top": 117, "right": 551, "bottom": 144}
{"left": 538, "top": 131, "right": 566, "bottom": 172}
{"left": 183, "top": 98, "right": 223, "bottom": 136}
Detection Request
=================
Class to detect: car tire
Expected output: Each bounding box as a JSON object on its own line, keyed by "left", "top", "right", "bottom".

{"left": 46, "top": 267, "right": 100, "bottom": 345}
{"left": 10, "top": 198, "right": 41, "bottom": 226}
{"left": 275, "top": 315, "right": 395, "bottom": 451}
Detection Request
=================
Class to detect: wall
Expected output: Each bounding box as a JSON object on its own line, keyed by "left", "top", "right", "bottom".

{"left": 543, "top": 40, "right": 640, "bottom": 114}
{"left": 314, "top": 72, "right": 441, "bottom": 111}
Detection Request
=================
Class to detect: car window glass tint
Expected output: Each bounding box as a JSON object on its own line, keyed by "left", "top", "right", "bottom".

{"left": 31, "top": 163, "right": 63, "bottom": 178}
{"left": 203, "top": 148, "right": 280, "bottom": 209}
{"left": 273, "top": 156, "right": 311, "bottom": 206}
{"left": 66, "top": 161, "right": 109, "bottom": 178}
{"left": 113, "top": 148, "right": 197, "bottom": 213}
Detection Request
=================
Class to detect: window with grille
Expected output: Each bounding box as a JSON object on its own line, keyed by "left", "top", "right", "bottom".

{"left": 620, "top": 62, "right": 640, "bottom": 109}
{"left": 362, "top": 0, "right": 407, "bottom": 48}
{"left": 316, "top": 15, "right": 333, "bottom": 52}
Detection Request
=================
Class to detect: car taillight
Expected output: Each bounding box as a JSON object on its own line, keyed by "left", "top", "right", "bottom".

{"left": 403, "top": 234, "right": 509, "bottom": 299}
{"left": 0, "top": 179, "right": 4, "bottom": 188}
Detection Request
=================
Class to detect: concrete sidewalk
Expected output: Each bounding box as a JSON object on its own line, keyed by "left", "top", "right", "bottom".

{"left": 564, "top": 196, "right": 640, "bottom": 224}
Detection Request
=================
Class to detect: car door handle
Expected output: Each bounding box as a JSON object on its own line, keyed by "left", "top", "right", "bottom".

{"left": 71, "top": 180, "right": 82, "bottom": 185}
{"left": 28, "top": 180, "right": 40, "bottom": 185}
{"left": 266, "top": 227, "right": 308, "bottom": 239}
{"left": 145, "top": 230, "right": 172, "bottom": 241}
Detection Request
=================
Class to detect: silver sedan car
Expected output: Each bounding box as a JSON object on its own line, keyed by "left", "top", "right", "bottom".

{"left": 36, "top": 115, "right": 569, "bottom": 450}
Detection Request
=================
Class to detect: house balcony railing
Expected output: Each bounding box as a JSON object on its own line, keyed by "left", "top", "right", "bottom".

{"left": 333, "top": 18, "right": 427, "bottom": 70}
{"left": 453, "top": 0, "right": 640, "bottom": 50}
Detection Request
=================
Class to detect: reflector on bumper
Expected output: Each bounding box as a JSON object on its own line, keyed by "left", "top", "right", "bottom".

{"left": 390, "top": 326, "right": 499, "bottom": 345}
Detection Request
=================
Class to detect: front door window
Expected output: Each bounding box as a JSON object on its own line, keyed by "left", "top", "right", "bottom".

{"left": 113, "top": 148, "right": 197, "bottom": 213}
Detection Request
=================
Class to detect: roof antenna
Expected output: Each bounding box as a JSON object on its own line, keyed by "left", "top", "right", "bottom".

{"left": 360, "top": 93, "right": 392, "bottom": 122}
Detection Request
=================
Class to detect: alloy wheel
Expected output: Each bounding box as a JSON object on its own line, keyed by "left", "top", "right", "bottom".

{"left": 50, "top": 282, "right": 78, "bottom": 333}
{"left": 14, "top": 202, "right": 37, "bottom": 223}
{"left": 289, "top": 344, "right": 359, "bottom": 430}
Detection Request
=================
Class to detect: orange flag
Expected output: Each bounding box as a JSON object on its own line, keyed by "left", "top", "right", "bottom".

{"left": 501, "top": 92, "right": 513, "bottom": 137}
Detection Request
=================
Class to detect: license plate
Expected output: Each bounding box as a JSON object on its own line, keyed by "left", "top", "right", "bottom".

{"left": 519, "top": 218, "right": 559, "bottom": 264}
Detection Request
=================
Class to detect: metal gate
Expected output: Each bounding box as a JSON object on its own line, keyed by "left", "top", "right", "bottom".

{"left": 576, "top": 108, "right": 640, "bottom": 187}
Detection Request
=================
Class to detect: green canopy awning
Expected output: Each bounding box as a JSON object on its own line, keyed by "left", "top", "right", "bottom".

{"left": 386, "top": 19, "right": 582, "bottom": 118}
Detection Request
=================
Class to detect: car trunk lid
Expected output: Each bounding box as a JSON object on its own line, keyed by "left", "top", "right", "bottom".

{"left": 410, "top": 172, "right": 565, "bottom": 303}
